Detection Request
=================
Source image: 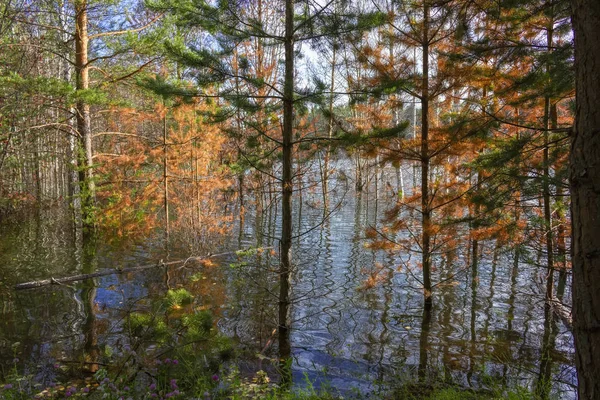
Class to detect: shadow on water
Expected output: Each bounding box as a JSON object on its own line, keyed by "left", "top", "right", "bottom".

{"left": 0, "top": 161, "right": 577, "bottom": 398}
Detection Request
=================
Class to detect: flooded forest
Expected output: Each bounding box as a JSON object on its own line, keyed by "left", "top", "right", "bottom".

{"left": 1, "top": 0, "right": 599, "bottom": 399}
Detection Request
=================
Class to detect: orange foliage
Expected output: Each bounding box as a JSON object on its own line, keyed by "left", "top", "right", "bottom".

{"left": 95, "top": 98, "right": 234, "bottom": 241}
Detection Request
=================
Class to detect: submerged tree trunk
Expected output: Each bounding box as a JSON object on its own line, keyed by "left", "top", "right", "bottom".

{"left": 418, "top": 302, "right": 432, "bottom": 381}
{"left": 535, "top": 303, "right": 558, "bottom": 399}
{"left": 570, "top": 0, "right": 600, "bottom": 398}
{"left": 467, "top": 246, "right": 479, "bottom": 386}
{"left": 81, "top": 246, "right": 99, "bottom": 374}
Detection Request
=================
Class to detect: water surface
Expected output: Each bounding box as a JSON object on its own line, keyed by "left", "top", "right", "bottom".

{"left": 0, "top": 161, "right": 576, "bottom": 398}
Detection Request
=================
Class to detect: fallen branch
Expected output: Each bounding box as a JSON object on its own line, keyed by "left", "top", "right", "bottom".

{"left": 14, "top": 247, "right": 273, "bottom": 290}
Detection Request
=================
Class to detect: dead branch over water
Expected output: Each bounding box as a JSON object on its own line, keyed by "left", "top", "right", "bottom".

{"left": 14, "top": 247, "right": 273, "bottom": 290}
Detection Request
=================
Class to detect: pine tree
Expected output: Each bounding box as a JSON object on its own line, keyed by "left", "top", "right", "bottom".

{"left": 147, "top": 0, "right": 385, "bottom": 382}
{"left": 356, "top": 0, "right": 480, "bottom": 306}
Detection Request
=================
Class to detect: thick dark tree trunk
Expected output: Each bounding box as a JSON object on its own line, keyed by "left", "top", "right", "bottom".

{"left": 570, "top": 0, "right": 600, "bottom": 398}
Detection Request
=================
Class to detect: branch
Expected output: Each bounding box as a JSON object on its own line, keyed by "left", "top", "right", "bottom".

{"left": 110, "top": 58, "right": 159, "bottom": 83}
{"left": 92, "top": 153, "right": 122, "bottom": 159}
{"left": 14, "top": 248, "right": 272, "bottom": 290}
{"left": 92, "top": 132, "right": 150, "bottom": 139}
{"left": 482, "top": 106, "right": 573, "bottom": 134}
{"left": 0, "top": 43, "right": 74, "bottom": 65}
{"left": 13, "top": 18, "right": 71, "bottom": 36}
{"left": 88, "top": 13, "right": 164, "bottom": 40}
{"left": 293, "top": 0, "right": 336, "bottom": 35}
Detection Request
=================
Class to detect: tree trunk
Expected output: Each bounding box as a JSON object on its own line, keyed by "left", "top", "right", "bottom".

{"left": 543, "top": 14, "right": 555, "bottom": 300}
{"left": 81, "top": 247, "right": 99, "bottom": 374}
{"left": 421, "top": 3, "right": 432, "bottom": 306}
{"left": 535, "top": 303, "right": 557, "bottom": 400}
{"left": 278, "top": 0, "right": 294, "bottom": 386}
{"left": 553, "top": 104, "right": 568, "bottom": 301}
{"left": 322, "top": 44, "right": 336, "bottom": 211}
{"left": 163, "top": 107, "right": 170, "bottom": 239}
{"left": 75, "top": 0, "right": 94, "bottom": 229}
{"left": 471, "top": 86, "right": 487, "bottom": 276}
{"left": 570, "top": 0, "right": 600, "bottom": 397}
{"left": 418, "top": 302, "right": 432, "bottom": 381}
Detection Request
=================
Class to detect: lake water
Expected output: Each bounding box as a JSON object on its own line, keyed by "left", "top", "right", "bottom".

{"left": 0, "top": 160, "right": 576, "bottom": 398}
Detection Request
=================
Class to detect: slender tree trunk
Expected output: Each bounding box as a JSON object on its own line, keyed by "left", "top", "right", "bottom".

{"left": 75, "top": 0, "right": 94, "bottom": 229}
{"left": 60, "top": 2, "right": 81, "bottom": 224}
{"left": 163, "top": 108, "right": 170, "bottom": 239}
{"left": 190, "top": 140, "right": 196, "bottom": 231}
{"left": 322, "top": 44, "right": 336, "bottom": 210}
{"left": 412, "top": 47, "right": 418, "bottom": 192}
{"left": 421, "top": 3, "right": 432, "bottom": 307}
{"left": 233, "top": 48, "right": 245, "bottom": 222}
{"left": 82, "top": 263, "right": 99, "bottom": 374}
{"left": 552, "top": 102, "right": 568, "bottom": 300}
{"left": 278, "top": 0, "right": 294, "bottom": 386}
{"left": 418, "top": 302, "right": 432, "bottom": 381}
{"left": 471, "top": 86, "right": 488, "bottom": 273}
{"left": 196, "top": 142, "right": 203, "bottom": 231}
{"left": 355, "top": 153, "right": 363, "bottom": 192}
{"left": 471, "top": 203, "right": 480, "bottom": 270}
{"left": 556, "top": 178, "right": 568, "bottom": 301}
{"left": 34, "top": 113, "right": 41, "bottom": 201}
{"left": 467, "top": 245, "right": 478, "bottom": 386}
{"left": 535, "top": 303, "right": 557, "bottom": 400}
{"left": 543, "top": 15, "right": 555, "bottom": 299}
{"left": 570, "top": 0, "right": 600, "bottom": 397}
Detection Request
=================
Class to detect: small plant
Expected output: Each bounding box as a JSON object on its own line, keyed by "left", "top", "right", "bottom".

{"left": 235, "top": 247, "right": 260, "bottom": 257}
{"left": 190, "top": 272, "right": 204, "bottom": 282}
{"left": 165, "top": 288, "right": 194, "bottom": 308}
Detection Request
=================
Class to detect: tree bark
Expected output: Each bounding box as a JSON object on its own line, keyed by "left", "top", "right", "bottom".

{"left": 570, "top": 0, "right": 600, "bottom": 397}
